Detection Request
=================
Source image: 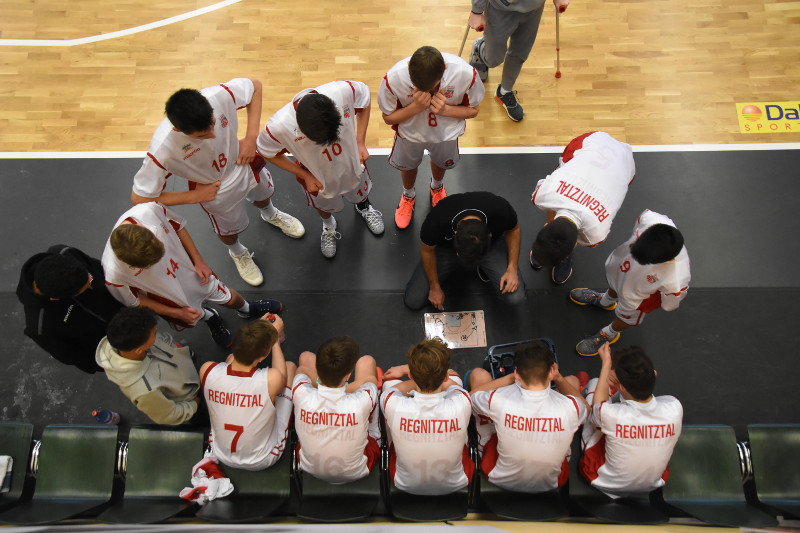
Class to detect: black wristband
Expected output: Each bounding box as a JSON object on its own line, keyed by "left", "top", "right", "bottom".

{"left": 471, "top": 10, "right": 483, "bottom": 14}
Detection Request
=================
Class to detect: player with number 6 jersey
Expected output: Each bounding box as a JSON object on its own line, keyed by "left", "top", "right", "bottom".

{"left": 131, "top": 78, "right": 304, "bottom": 287}
{"left": 379, "top": 46, "right": 484, "bottom": 229}
{"left": 257, "top": 80, "right": 384, "bottom": 259}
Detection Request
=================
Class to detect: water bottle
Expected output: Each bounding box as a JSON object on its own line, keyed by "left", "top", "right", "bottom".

{"left": 92, "top": 409, "right": 120, "bottom": 424}
{"left": 267, "top": 314, "right": 286, "bottom": 343}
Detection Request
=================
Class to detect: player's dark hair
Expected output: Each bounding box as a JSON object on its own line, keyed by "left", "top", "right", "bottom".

{"left": 531, "top": 217, "right": 578, "bottom": 267}
{"left": 408, "top": 338, "right": 451, "bottom": 393}
{"left": 110, "top": 224, "right": 165, "bottom": 269}
{"left": 409, "top": 46, "right": 446, "bottom": 93}
{"left": 34, "top": 254, "right": 89, "bottom": 299}
{"left": 316, "top": 336, "right": 360, "bottom": 387}
{"left": 165, "top": 89, "right": 214, "bottom": 135}
{"left": 454, "top": 219, "right": 490, "bottom": 266}
{"left": 296, "top": 93, "right": 342, "bottom": 146}
{"left": 107, "top": 307, "right": 158, "bottom": 352}
{"left": 514, "top": 341, "right": 556, "bottom": 385}
{"left": 613, "top": 346, "right": 656, "bottom": 400}
{"left": 630, "top": 224, "right": 684, "bottom": 265}
{"left": 232, "top": 320, "right": 279, "bottom": 366}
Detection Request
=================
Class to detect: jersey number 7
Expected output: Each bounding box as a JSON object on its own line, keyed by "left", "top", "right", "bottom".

{"left": 224, "top": 423, "right": 244, "bottom": 453}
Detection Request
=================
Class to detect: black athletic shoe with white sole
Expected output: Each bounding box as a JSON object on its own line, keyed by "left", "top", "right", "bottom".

{"left": 204, "top": 307, "right": 232, "bottom": 349}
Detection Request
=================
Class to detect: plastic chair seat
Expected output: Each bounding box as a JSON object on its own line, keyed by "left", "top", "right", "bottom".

{"left": 479, "top": 475, "right": 569, "bottom": 521}
{"left": 297, "top": 465, "right": 381, "bottom": 522}
{"left": 0, "top": 422, "right": 33, "bottom": 511}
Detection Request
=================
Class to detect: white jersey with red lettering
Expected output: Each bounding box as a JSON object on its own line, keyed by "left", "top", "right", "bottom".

{"left": 581, "top": 394, "right": 683, "bottom": 496}
{"left": 101, "top": 203, "right": 230, "bottom": 317}
{"left": 380, "top": 378, "right": 473, "bottom": 495}
{"left": 472, "top": 383, "right": 587, "bottom": 493}
{"left": 132, "top": 78, "right": 256, "bottom": 201}
{"left": 605, "top": 209, "right": 691, "bottom": 322}
{"left": 203, "top": 362, "right": 291, "bottom": 470}
{"left": 292, "top": 373, "right": 379, "bottom": 483}
{"left": 532, "top": 132, "right": 635, "bottom": 246}
{"left": 257, "top": 80, "right": 371, "bottom": 201}
{"left": 378, "top": 52, "right": 484, "bottom": 143}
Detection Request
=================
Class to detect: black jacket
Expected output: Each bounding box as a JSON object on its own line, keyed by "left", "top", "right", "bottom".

{"left": 16, "top": 245, "right": 124, "bottom": 374}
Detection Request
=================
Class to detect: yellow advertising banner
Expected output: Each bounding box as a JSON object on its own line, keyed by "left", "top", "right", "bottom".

{"left": 737, "top": 102, "right": 800, "bottom": 134}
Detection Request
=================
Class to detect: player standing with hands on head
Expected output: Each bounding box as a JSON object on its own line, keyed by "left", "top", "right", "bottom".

{"left": 468, "top": 0, "right": 570, "bottom": 122}
{"left": 131, "top": 78, "right": 305, "bottom": 287}
{"left": 379, "top": 46, "right": 485, "bottom": 229}
{"left": 258, "top": 81, "right": 384, "bottom": 259}
{"left": 530, "top": 131, "right": 635, "bottom": 285}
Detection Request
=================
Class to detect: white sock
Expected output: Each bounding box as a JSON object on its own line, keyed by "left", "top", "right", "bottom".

{"left": 601, "top": 324, "right": 619, "bottom": 338}
{"left": 227, "top": 241, "right": 247, "bottom": 256}
{"left": 403, "top": 187, "right": 416, "bottom": 199}
{"left": 499, "top": 86, "right": 511, "bottom": 95}
{"left": 600, "top": 291, "right": 617, "bottom": 307}
{"left": 322, "top": 216, "right": 337, "bottom": 231}
{"left": 201, "top": 308, "right": 214, "bottom": 321}
{"left": 430, "top": 178, "right": 444, "bottom": 190}
{"left": 238, "top": 301, "right": 250, "bottom": 314}
{"left": 260, "top": 202, "right": 277, "bottom": 219}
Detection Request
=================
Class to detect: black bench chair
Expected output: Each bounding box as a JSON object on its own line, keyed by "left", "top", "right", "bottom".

{"left": 746, "top": 423, "right": 800, "bottom": 519}
{"left": 0, "top": 422, "right": 33, "bottom": 512}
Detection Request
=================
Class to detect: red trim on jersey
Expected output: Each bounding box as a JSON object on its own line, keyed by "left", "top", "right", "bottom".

{"left": 661, "top": 465, "right": 670, "bottom": 483}
{"left": 468, "top": 69, "right": 477, "bottom": 89}
{"left": 124, "top": 217, "right": 139, "bottom": 225}
{"left": 264, "top": 125, "right": 280, "bottom": 143}
{"left": 345, "top": 80, "right": 356, "bottom": 99}
{"left": 219, "top": 83, "right": 236, "bottom": 104}
{"left": 169, "top": 220, "right": 181, "bottom": 232}
{"left": 364, "top": 436, "right": 380, "bottom": 471}
{"left": 388, "top": 444, "right": 397, "bottom": 484}
{"left": 460, "top": 93, "right": 470, "bottom": 107}
{"left": 147, "top": 152, "right": 167, "bottom": 170}
{"left": 531, "top": 182, "right": 542, "bottom": 205}
{"left": 383, "top": 390, "right": 397, "bottom": 411}
{"left": 194, "top": 195, "right": 223, "bottom": 234}
{"left": 637, "top": 292, "right": 662, "bottom": 313}
{"left": 629, "top": 173, "right": 636, "bottom": 185}
{"left": 561, "top": 131, "right": 596, "bottom": 164}
{"left": 201, "top": 362, "right": 219, "bottom": 391}
{"left": 462, "top": 444, "right": 476, "bottom": 482}
{"left": 487, "top": 389, "right": 497, "bottom": 410}
{"left": 455, "top": 388, "right": 472, "bottom": 408}
{"left": 383, "top": 75, "right": 395, "bottom": 96}
{"left": 249, "top": 154, "right": 267, "bottom": 181}
{"left": 354, "top": 107, "right": 364, "bottom": 115}
{"left": 105, "top": 281, "right": 124, "bottom": 287}
{"left": 579, "top": 434, "right": 606, "bottom": 482}
{"left": 292, "top": 378, "right": 310, "bottom": 396}
{"left": 569, "top": 396, "right": 580, "bottom": 418}
{"left": 557, "top": 457, "right": 570, "bottom": 487}
{"left": 480, "top": 433, "right": 499, "bottom": 477}
{"left": 227, "top": 365, "right": 258, "bottom": 378}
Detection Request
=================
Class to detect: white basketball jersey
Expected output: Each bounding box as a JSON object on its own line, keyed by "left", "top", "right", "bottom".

{"left": 257, "top": 80, "right": 371, "bottom": 200}
{"left": 472, "top": 383, "right": 587, "bottom": 493}
{"left": 378, "top": 52, "right": 485, "bottom": 143}
{"left": 101, "top": 203, "right": 229, "bottom": 313}
{"left": 532, "top": 131, "right": 635, "bottom": 246}
{"left": 292, "top": 373, "right": 379, "bottom": 483}
{"left": 203, "top": 362, "right": 284, "bottom": 470}
{"left": 605, "top": 210, "right": 691, "bottom": 311}
{"left": 132, "top": 78, "right": 255, "bottom": 198}
{"left": 381, "top": 379, "right": 472, "bottom": 495}
{"left": 582, "top": 395, "right": 683, "bottom": 496}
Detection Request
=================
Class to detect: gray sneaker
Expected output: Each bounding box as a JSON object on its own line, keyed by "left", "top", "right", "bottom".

{"left": 469, "top": 38, "right": 489, "bottom": 82}
{"left": 357, "top": 205, "right": 385, "bottom": 235}
{"left": 569, "top": 288, "right": 617, "bottom": 310}
{"left": 494, "top": 85, "right": 524, "bottom": 122}
{"left": 321, "top": 228, "right": 341, "bottom": 258}
{"left": 576, "top": 330, "right": 620, "bottom": 357}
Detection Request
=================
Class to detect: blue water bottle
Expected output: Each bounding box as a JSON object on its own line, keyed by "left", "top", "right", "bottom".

{"left": 92, "top": 409, "right": 120, "bottom": 424}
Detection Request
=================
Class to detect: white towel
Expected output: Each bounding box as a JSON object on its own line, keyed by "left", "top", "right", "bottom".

{"left": 179, "top": 456, "right": 233, "bottom": 506}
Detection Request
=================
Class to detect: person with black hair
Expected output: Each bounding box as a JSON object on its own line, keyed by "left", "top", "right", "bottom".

{"left": 378, "top": 45, "right": 485, "bottom": 229}
{"left": 404, "top": 191, "right": 526, "bottom": 310}
{"left": 468, "top": 341, "right": 588, "bottom": 493}
{"left": 569, "top": 210, "right": 691, "bottom": 356}
{"left": 258, "top": 81, "right": 384, "bottom": 259}
{"left": 530, "top": 131, "right": 635, "bottom": 284}
{"left": 17, "top": 245, "right": 123, "bottom": 373}
{"left": 579, "top": 343, "right": 682, "bottom": 497}
{"left": 96, "top": 307, "right": 201, "bottom": 425}
{"left": 132, "top": 79, "right": 304, "bottom": 287}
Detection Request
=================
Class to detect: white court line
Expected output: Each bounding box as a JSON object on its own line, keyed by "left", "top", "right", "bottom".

{"left": 0, "top": 0, "right": 243, "bottom": 47}
{"left": 0, "top": 143, "right": 799, "bottom": 159}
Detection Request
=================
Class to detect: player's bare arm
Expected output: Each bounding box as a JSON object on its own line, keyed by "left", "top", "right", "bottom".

{"left": 355, "top": 105, "right": 371, "bottom": 164}
{"left": 593, "top": 343, "right": 612, "bottom": 405}
{"left": 383, "top": 364, "right": 410, "bottom": 381}
{"left": 266, "top": 314, "right": 287, "bottom": 405}
{"left": 237, "top": 78, "right": 263, "bottom": 165}
{"left": 131, "top": 182, "right": 220, "bottom": 207}
{"left": 176, "top": 227, "right": 212, "bottom": 284}
{"left": 345, "top": 355, "right": 380, "bottom": 392}
{"left": 470, "top": 373, "right": 515, "bottom": 396}
{"left": 138, "top": 294, "right": 203, "bottom": 325}
{"left": 265, "top": 154, "right": 324, "bottom": 195}
{"left": 421, "top": 242, "right": 445, "bottom": 309}
{"left": 500, "top": 224, "right": 521, "bottom": 294}
{"left": 553, "top": 369, "right": 590, "bottom": 409}
{"left": 433, "top": 92, "right": 480, "bottom": 120}
{"left": 381, "top": 90, "right": 432, "bottom": 125}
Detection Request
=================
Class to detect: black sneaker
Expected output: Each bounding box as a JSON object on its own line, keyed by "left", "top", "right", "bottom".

{"left": 237, "top": 299, "right": 283, "bottom": 318}
{"left": 494, "top": 85, "right": 524, "bottom": 122}
{"left": 477, "top": 266, "right": 490, "bottom": 283}
{"left": 204, "top": 308, "right": 232, "bottom": 349}
{"left": 551, "top": 251, "right": 575, "bottom": 285}
{"left": 529, "top": 249, "right": 543, "bottom": 271}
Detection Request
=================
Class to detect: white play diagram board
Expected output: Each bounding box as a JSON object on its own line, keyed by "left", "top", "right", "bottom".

{"left": 423, "top": 310, "right": 487, "bottom": 349}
